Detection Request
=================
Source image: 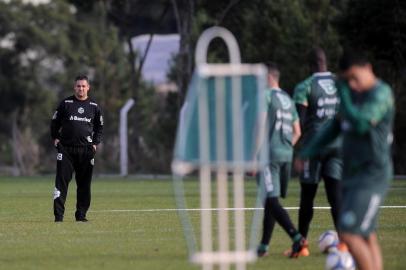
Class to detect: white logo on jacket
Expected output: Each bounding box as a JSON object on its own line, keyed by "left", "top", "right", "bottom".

{"left": 57, "top": 153, "right": 63, "bottom": 161}
{"left": 318, "top": 79, "right": 337, "bottom": 95}
{"left": 78, "top": 107, "right": 84, "bottom": 114}
{"left": 69, "top": 115, "right": 91, "bottom": 123}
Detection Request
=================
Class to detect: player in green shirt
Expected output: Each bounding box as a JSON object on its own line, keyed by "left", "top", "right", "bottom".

{"left": 254, "top": 63, "right": 307, "bottom": 258}
{"left": 293, "top": 48, "right": 342, "bottom": 253}
{"left": 299, "top": 51, "right": 394, "bottom": 270}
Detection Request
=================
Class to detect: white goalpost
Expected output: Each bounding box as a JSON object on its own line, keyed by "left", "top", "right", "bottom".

{"left": 172, "top": 26, "right": 269, "bottom": 270}
{"left": 119, "top": 98, "right": 135, "bottom": 176}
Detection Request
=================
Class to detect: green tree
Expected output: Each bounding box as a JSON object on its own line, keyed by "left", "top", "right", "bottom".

{"left": 0, "top": 0, "right": 133, "bottom": 174}
{"left": 198, "top": 0, "right": 342, "bottom": 91}
{"left": 0, "top": 0, "right": 74, "bottom": 174}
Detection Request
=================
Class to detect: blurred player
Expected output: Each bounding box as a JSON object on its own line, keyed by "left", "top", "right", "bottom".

{"left": 254, "top": 63, "right": 307, "bottom": 258}
{"left": 51, "top": 75, "right": 103, "bottom": 222}
{"left": 299, "top": 50, "right": 394, "bottom": 270}
{"left": 292, "top": 48, "right": 342, "bottom": 255}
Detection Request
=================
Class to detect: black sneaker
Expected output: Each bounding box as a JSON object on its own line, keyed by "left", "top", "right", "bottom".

{"left": 76, "top": 217, "right": 89, "bottom": 222}
{"left": 290, "top": 237, "right": 308, "bottom": 258}
{"left": 55, "top": 216, "right": 63, "bottom": 222}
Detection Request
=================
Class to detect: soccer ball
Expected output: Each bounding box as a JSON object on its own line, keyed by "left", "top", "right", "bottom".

{"left": 325, "top": 251, "right": 356, "bottom": 270}
{"left": 318, "top": 230, "right": 339, "bottom": 253}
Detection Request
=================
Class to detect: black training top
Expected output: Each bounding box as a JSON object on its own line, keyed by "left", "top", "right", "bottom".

{"left": 50, "top": 95, "right": 103, "bottom": 146}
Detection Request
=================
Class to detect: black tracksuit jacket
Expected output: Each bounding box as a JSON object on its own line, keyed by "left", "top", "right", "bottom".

{"left": 50, "top": 95, "right": 103, "bottom": 146}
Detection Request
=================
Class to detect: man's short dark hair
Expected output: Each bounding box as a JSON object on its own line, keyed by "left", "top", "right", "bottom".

{"left": 339, "top": 49, "right": 370, "bottom": 71}
{"left": 308, "top": 47, "right": 327, "bottom": 69}
{"left": 75, "top": 75, "right": 89, "bottom": 83}
{"left": 265, "top": 61, "right": 280, "bottom": 80}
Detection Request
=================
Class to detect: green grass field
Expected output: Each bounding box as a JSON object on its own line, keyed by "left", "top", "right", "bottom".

{"left": 0, "top": 176, "right": 405, "bottom": 270}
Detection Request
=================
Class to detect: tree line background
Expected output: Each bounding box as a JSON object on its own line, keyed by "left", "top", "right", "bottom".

{"left": 0, "top": 0, "right": 405, "bottom": 175}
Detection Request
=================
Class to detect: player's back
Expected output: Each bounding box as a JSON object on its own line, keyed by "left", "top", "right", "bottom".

{"left": 266, "top": 88, "right": 298, "bottom": 162}
{"left": 294, "top": 72, "right": 340, "bottom": 149}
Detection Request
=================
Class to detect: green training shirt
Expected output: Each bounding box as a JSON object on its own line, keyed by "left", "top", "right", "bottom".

{"left": 300, "top": 80, "right": 395, "bottom": 187}
{"left": 293, "top": 72, "right": 340, "bottom": 150}
{"left": 264, "top": 88, "right": 299, "bottom": 162}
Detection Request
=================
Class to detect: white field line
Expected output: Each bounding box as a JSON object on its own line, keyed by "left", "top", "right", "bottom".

{"left": 90, "top": 205, "right": 406, "bottom": 213}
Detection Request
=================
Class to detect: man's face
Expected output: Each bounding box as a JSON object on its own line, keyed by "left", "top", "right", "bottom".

{"left": 341, "top": 64, "right": 373, "bottom": 92}
{"left": 74, "top": 80, "right": 90, "bottom": 99}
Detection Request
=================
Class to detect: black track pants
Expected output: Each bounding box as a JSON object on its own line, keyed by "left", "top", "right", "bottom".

{"left": 261, "top": 197, "right": 299, "bottom": 245}
{"left": 298, "top": 177, "right": 341, "bottom": 238}
{"left": 53, "top": 144, "right": 95, "bottom": 219}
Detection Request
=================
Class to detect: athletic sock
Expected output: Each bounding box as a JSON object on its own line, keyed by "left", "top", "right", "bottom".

{"left": 258, "top": 243, "right": 269, "bottom": 251}
{"left": 292, "top": 233, "right": 302, "bottom": 242}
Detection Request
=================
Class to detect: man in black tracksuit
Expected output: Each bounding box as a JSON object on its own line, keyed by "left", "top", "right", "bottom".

{"left": 51, "top": 75, "right": 103, "bottom": 222}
